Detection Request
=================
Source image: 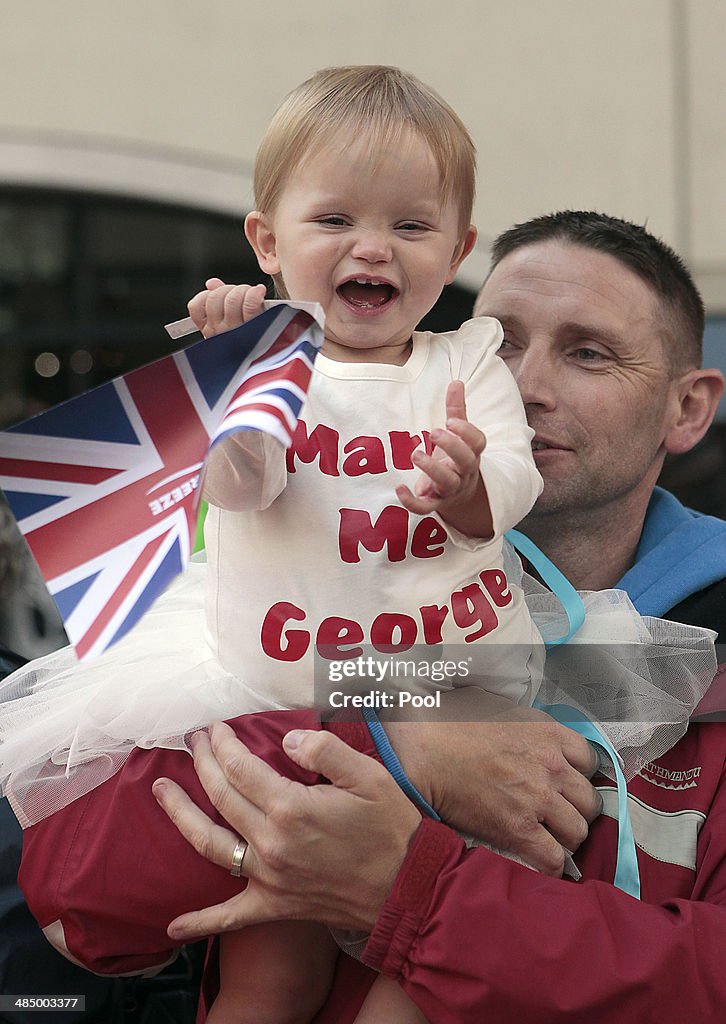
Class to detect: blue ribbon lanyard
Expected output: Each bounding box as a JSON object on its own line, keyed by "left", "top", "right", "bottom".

{"left": 533, "top": 701, "right": 640, "bottom": 899}
{"left": 507, "top": 529, "right": 640, "bottom": 898}
{"left": 505, "top": 529, "right": 586, "bottom": 648}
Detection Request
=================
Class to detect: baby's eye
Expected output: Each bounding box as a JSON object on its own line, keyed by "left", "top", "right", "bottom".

{"left": 318, "top": 216, "right": 349, "bottom": 227}
{"left": 397, "top": 221, "right": 428, "bottom": 232}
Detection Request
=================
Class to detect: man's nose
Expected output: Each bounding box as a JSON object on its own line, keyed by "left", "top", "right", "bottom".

{"left": 351, "top": 229, "right": 392, "bottom": 263}
{"left": 509, "top": 348, "right": 558, "bottom": 411}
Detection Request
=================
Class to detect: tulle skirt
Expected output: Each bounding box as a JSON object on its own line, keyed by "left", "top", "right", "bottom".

{"left": 0, "top": 549, "right": 717, "bottom": 827}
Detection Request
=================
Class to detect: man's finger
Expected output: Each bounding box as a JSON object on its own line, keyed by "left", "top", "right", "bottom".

{"left": 560, "top": 769, "right": 604, "bottom": 824}
{"left": 511, "top": 826, "right": 567, "bottom": 878}
{"left": 282, "top": 729, "right": 396, "bottom": 796}
{"left": 206, "top": 722, "right": 308, "bottom": 818}
{"left": 540, "top": 792, "right": 591, "bottom": 854}
{"left": 168, "top": 879, "right": 307, "bottom": 941}
{"left": 152, "top": 776, "right": 241, "bottom": 870}
{"left": 560, "top": 729, "right": 601, "bottom": 779}
{"left": 188, "top": 727, "right": 268, "bottom": 835}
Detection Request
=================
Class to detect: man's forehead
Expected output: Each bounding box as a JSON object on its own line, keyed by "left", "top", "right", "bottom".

{"left": 476, "top": 240, "right": 660, "bottom": 327}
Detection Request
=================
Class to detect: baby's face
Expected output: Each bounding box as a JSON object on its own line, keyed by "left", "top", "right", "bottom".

{"left": 249, "top": 131, "right": 474, "bottom": 364}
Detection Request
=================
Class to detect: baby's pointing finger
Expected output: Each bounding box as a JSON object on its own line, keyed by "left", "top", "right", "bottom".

{"left": 445, "top": 380, "right": 468, "bottom": 422}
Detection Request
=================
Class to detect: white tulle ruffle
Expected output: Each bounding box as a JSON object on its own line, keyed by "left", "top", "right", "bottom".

{"left": 0, "top": 548, "right": 717, "bottom": 827}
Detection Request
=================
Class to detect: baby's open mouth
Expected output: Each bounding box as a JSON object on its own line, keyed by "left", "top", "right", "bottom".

{"left": 337, "top": 278, "right": 398, "bottom": 309}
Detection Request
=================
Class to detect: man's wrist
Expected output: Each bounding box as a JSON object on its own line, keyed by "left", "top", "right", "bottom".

{"left": 362, "top": 817, "right": 464, "bottom": 975}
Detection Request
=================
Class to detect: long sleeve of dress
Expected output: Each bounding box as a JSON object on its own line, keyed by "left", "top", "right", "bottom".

{"left": 202, "top": 432, "right": 287, "bottom": 512}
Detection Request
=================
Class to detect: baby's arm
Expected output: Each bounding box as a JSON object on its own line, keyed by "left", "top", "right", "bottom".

{"left": 396, "top": 380, "right": 493, "bottom": 539}
{"left": 188, "top": 279, "right": 288, "bottom": 512}
{"left": 398, "top": 318, "right": 541, "bottom": 541}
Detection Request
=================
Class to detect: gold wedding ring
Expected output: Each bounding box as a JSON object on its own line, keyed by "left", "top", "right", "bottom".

{"left": 230, "top": 838, "right": 249, "bottom": 878}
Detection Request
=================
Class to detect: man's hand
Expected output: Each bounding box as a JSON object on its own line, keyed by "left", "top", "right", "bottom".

{"left": 152, "top": 722, "right": 421, "bottom": 941}
{"left": 187, "top": 278, "right": 267, "bottom": 338}
{"left": 384, "top": 695, "right": 602, "bottom": 876}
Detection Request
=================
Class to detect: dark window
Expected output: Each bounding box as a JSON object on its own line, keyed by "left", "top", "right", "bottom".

{"left": 0, "top": 187, "right": 475, "bottom": 427}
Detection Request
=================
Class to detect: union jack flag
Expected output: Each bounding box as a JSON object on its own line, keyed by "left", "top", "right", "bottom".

{"left": 0, "top": 304, "right": 323, "bottom": 660}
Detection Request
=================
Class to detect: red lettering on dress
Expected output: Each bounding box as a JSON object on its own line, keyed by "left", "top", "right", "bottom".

{"left": 370, "top": 613, "right": 417, "bottom": 652}
{"left": 260, "top": 602, "right": 309, "bottom": 661}
{"left": 286, "top": 420, "right": 339, "bottom": 476}
{"left": 316, "top": 616, "right": 365, "bottom": 659}
{"left": 451, "top": 583, "right": 498, "bottom": 641}
{"left": 410, "top": 517, "right": 447, "bottom": 558}
{"left": 342, "top": 435, "right": 387, "bottom": 476}
{"left": 338, "top": 506, "right": 409, "bottom": 563}
{"left": 389, "top": 431, "right": 424, "bottom": 470}
{"left": 479, "top": 569, "right": 513, "bottom": 607}
{"left": 419, "top": 604, "right": 449, "bottom": 644}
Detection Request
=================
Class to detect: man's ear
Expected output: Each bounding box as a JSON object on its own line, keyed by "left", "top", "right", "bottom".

{"left": 445, "top": 225, "right": 478, "bottom": 284}
{"left": 244, "top": 211, "right": 280, "bottom": 276}
{"left": 664, "top": 368, "right": 725, "bottom": 454}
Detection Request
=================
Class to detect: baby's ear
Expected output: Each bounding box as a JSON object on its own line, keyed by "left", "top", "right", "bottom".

{"left": 445, "top": 224, "right": 477, "bottom": 284}
{"left": 245, "top": 212, "right": 280, "bottom": 275}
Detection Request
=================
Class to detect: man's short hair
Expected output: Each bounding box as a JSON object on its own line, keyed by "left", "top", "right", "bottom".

{"left": 488, "top": 211, "right": 705, "bottom": 370}
{"left": 253, "top": 64, "right": 476, "bottom": 239}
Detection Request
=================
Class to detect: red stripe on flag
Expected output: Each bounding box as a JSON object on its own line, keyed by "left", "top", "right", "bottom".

{"left": 0, "top": 459, "right": 122, "bottom": 485}
{"left": 229, "top": 357, "right": 313, "bottom": 402}
{"left": 25, "top": 357, "right": 209, "bottom": 581}
{"left": 74, "top": 531, "right": 170, "bottom": 658}
{"left": 234, "top": 401, "right": 297, "bottom": 442}
{"left": 249, "top": 312, "right": 314, "bottom": 366}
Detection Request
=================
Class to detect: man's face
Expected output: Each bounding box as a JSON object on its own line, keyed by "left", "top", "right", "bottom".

{"left": 475, "top": 240, "right": 684, "bottom": 522}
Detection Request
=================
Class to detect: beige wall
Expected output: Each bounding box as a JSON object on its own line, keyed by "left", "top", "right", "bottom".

{"left": 1, "top": 0, "right": 724, "bottom": 306}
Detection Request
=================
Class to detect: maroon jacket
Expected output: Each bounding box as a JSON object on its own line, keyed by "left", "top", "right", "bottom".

{"left": 18, "top": 700, "right": 726, "bottom": 1023}
{"left": 322, "top": 718, "right": 726, "bottom": 1024}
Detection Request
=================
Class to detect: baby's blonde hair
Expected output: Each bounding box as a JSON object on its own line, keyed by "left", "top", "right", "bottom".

{"left": 253, "top": 65, "right": 476, "bottom": 239}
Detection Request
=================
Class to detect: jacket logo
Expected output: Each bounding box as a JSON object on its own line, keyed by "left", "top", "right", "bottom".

{"left": 639, "top": 760, "right": 701, "bottom": 789}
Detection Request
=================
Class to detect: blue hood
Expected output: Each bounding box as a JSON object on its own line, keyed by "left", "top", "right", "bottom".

{"left": 618, "top": 487, "right": 726, "bottom": 617}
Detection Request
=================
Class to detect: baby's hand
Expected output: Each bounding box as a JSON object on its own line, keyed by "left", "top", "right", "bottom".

{"left": 396, "top": 381, "right": 493, "bottom": 539}
{"left": 187, "top": 278, "right": 267, "bottom": 339}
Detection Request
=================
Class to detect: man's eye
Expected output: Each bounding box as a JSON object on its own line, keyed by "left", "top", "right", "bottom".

{"left": 574, "top": 347, "right": 605, "bottom": 361}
